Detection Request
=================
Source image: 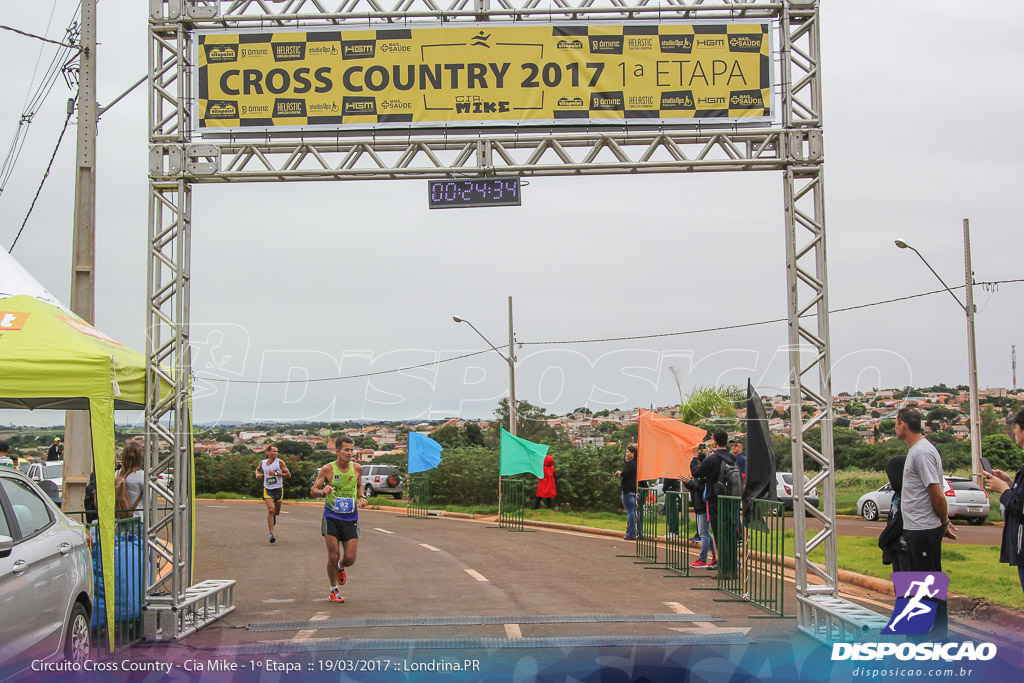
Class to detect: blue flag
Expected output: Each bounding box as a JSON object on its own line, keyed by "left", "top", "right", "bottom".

{"left": 408, "top": 431, "right": 444, "bottom": 474}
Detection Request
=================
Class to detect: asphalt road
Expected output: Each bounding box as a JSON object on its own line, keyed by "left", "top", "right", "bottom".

{"left": 796, "top": 515, "right": 1003, "bottom": 546}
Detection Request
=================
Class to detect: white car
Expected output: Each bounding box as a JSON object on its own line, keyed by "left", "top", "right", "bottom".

{"left": 26, "top": 461, "right": 63, "bottom": 487}
{"left": 776, "top": 472, "right": 819, "bottom": 510}
{"left": 0, "top": 467, "right": 93, "bottom": 674}
{"left": 857, "top": 476, "right": 990, "bottom": 525}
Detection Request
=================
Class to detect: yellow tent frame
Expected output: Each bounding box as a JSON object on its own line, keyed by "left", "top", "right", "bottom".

{"left": 0, "top": 294, "right": 182, "bottom": 650}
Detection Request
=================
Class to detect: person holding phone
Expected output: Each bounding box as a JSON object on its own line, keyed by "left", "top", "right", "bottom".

{"left": 982, "top": 408, "right": 1024, "bottom": 594}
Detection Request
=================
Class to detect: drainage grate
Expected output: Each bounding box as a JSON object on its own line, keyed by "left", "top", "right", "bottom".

{"left": 247, "top": 613, "right": 724, "bottom": 632}
{"left": 215, "top": 633, "right": 751, "bottom": 657}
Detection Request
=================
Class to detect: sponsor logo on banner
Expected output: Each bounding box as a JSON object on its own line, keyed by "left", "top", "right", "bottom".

{"left": 728, "top": 34, "right": 764, "bottom": 53}
{"left": 659, "top": 35, "right": 694, "bottom": 54}
{"left": 57, "top": 316, "right": 123, "bottom": 345}
{"left": 204, "top": 44, "right": 238, "bottom": 63}
{"left": 589, "top": 36, "right": 623, "bottom": 55}
{"left": 831, "top": 571, "right": 997, "bottom": 663}
{"left": 274, "top": 98, "right": 307, "bottom": 117}
{"left": 695, "top": 36, "right": 726, "bottom": 49}
{"left": 627, "top": 36, "right": 654, "bottom": 51}
{"left": 206, "top": 100, "right": 239, "bottom": 118}
{"left": 557, "top": 96, "right": 585, "bottom": 108}
{"left": 729, "top": 90, "right": 765, "bottom": 109}
{"left": 343, "top": 96, "right": 377, "bottom": 116}
{"left": 342, "top": 40, "right": 376, "bottom": 60}
{"left": 272, "top": 42, "right": 306, "bottom": 61}
{"left": 556, "top": 39, "right": 584, "bottom": 50}
{"left": 590, "top": 91, "right": 624, "bottom": 111}
{"left": 0, "top": 312, "right": 28, "bottom": 330}
{"left": 660, "top": 91, "right": 695, "bottom": 110}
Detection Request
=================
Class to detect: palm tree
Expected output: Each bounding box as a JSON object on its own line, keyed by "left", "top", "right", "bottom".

{"left": 678, "top": 384, "right": 742, "bottom": 427}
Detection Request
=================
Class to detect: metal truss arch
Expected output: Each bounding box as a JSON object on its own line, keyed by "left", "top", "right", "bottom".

{"left": 146, "top": 0, "right": 889, "bottom": 642}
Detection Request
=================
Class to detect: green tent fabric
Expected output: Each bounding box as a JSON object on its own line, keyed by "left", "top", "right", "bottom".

{"left": 0, "top": 294, "right": 175, "bottom": 650}
{"left": 499, "top": 426, "right": 549, "bottom": 478}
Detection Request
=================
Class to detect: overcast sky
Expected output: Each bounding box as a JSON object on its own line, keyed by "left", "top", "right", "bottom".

{"left": 1, "top": 1, "right": 1021, "bottom": 427}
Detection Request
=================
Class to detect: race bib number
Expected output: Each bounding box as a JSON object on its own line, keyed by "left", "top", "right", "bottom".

{"left": 332, "top": 497, "right": 355, "bottom": 514}
{"left": 265, "top": 475, "right": 280, "bottom": 487}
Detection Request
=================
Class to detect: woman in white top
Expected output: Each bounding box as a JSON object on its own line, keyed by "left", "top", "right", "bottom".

{"left": 255, "top": 445, "right": 290, "bottom": 544}
{"left": 120, "top": 442, "right": 145, "bottom": 519}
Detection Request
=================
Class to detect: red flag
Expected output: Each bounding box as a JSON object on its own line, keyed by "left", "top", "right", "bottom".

{"left": 637, "top": 409, "right": 707, "bottom": 481}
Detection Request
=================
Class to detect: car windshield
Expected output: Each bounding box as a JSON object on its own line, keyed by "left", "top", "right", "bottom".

{"left": 950, "top": 480, "right": 982, "bottom": 491}
{"left": 43, "top": 464, "right": 63, "bottom": 479}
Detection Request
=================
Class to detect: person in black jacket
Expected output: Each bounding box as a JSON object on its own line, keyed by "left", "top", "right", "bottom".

{"left": 616, "top": 445, "right": 639, "bottom": 540}
{"left": 983, "top": 408, "right": 1024, "bottom": 594}
{"left": 689, "top": 430, "right": 737, "bottom": 574}
{"left": 682, "top": 443, "right": 716, "bottom": 567}
{"left": 878, "top": 454, "right": 909, "bottom": 571}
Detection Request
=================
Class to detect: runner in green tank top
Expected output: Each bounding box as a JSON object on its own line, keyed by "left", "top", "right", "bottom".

{"left": 311, "top": 436, "right": 367, "bottom": 603}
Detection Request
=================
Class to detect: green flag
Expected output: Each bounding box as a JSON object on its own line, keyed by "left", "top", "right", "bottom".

{"left": 499, "top": 426, "right": 549, "bottom": 478}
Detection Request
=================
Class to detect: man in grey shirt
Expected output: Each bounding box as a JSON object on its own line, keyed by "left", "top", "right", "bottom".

{"left": 897, "top": 407, "right": 957, "bottom": 637}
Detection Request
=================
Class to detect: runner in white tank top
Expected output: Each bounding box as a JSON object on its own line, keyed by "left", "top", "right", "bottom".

{"left": 255, "top": 445, "right": 291, "bottom": 543}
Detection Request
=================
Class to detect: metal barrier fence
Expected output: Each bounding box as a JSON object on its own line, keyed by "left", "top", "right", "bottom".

{"left": 705, "top": 496, "right": 788, "bottom": 617}
{"left": 65, "top": 510, "right": 146, "bottom": 653}
{"left": 636, "top": 487, "right": 659, "bottom": 562}
{"left": 743, "top": 498, "right": 787, "bottom": 616}
{"left": 498, "top": 478, "right": 528, "bottom": 531}
{"left": 662, "top": 491, "right": 692, "bottom": 576}
{"left": 406, "top": 477, "right": 429, "bottom": 519}
{"left": 715, "top": 496, "right": 744, "bottom": 594}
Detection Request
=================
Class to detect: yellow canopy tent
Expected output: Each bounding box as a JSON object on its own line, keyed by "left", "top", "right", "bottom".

{"left": 0, "top": 293, "right": 179, "bottom": 649}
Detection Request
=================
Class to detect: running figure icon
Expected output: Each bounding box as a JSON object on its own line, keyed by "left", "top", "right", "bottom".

{"left": 888, "top": 574, "right": 938, "bottom": 630}
{"left": 882, "top": 571, "right": 948, "bottom": 635}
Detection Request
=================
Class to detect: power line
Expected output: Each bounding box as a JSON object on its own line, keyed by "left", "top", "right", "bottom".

{"left": 195, "top": 279, "right": 1022, "bottom": 385}
{"left": 7, "top": 97, "right": 76, "bottom": 253}
{"left": 0, "top": 23, "right": 81, "bottom": 50}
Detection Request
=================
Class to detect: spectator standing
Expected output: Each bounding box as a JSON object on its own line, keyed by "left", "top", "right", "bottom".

{"left": 119, "top": 442, "right": 145, "bottom": 519}
{"left": 663, "top": 473, "right": 683, "bottom": 539}
{"left": 47, "top": 437, "right": 63, "bottom": 461}
{"left": 534, "top": 455, "right": 557, "bottom": 509}
{"left": 878, "top": 454, "right": 910, "bottom": 571}
{"left": 616, "top": 445, "right": 638, "bottom": 540}
{"left": 983, "top": 408, "right": 1024, "bottom": 595}
{"left": 682, "top": 443, "right": 715, "bottom": 567}
{"left": 0, "top": 441, "right": 12, "bottom": 467}
{"left": 730, "top": 439, "right": 747, "bottom": 478}
{"left": 898, "top": 407, "right": 956, "bottom": 638}
{"left": 691, "top": 431, "right": 738, "bottom": 575}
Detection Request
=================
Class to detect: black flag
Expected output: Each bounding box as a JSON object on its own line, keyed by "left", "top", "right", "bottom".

{"left": 742, "top": 379, "right": 778, "bottom": 530}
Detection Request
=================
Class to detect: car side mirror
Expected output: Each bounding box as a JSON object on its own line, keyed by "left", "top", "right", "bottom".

{"left": 0, "top": 535, "right": 13, "bottom": 559}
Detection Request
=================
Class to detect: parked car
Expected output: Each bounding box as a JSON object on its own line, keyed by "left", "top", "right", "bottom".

{"left": 776, "top": 472, "right": 820, "bottom": 510}
{"left": 945, "top": 476, "right": 990, "bottom": 525}
{"left": 857, "top": 476, "right": 990, "bottom": 525}
{"left": 857, "top": 482, "right": 893, "bottom": 521}
{"left": 26, "top": 461, "right": 63, "bottom": 487}
{"left": 361, "top": 464, "right": 403, "bottom": 499}
{"left": 0, "top": 467, "right": 93, "bottom": 675}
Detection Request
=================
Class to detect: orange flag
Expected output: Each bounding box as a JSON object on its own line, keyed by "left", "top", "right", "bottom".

{"left": 636, "top": 409, "right": 707, "bottom": 481}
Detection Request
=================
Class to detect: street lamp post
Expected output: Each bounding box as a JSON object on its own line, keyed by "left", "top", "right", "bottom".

{"left": 894, "top": 218, "right": 982, "bottom": 483}
{"left": 453, "top": 298, "right": 518, "bottom": 520}
{"left": 452, "top": 297, "right": 517, "bottom": 435}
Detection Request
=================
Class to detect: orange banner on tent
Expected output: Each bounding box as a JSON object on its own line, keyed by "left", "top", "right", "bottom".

{"left": 636, "top": 409, "right": 707, "bottom": 481}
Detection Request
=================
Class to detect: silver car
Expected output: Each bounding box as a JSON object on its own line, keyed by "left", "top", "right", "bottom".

{"left": 857, "top": 476, "right": 990, "bottom": 525}
{"left": 0, "top": 467, "right": 93, "bottom": 674}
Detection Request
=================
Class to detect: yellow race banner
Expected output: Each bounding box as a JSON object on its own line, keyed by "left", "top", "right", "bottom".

{"left": 196, "top": 22, "right": 772, "bottom": 132}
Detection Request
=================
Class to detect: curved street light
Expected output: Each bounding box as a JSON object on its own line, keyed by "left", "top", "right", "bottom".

{"left": 452, "top": 298, "right": 517, "bottom": 436}
{"left": 894, "top": 220, "right": 982, "bottom": 483}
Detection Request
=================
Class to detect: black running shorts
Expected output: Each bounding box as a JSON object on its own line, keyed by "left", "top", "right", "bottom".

{"left": 321, "top": 516, "right": 360, "bottom": 542}
{"left": 263, "top": 487, "right": 283, "bottom": 502}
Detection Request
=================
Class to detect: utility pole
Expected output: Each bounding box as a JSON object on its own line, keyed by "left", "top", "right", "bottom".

{"left": 963, "top": 219, "right": 982, "bottom": 485}
{"left": 508, "top": 296, "right": 517, "bottom": 436}
{"left": 65, "top": 0, "right": 97, "bottom": 512}
{"left": 1013, "top": 344, "right": 1017, "bottom": 391}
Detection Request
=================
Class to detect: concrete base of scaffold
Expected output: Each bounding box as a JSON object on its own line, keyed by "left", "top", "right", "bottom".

{"left": 143, "top": 579, "right": 237, "bottom": 641}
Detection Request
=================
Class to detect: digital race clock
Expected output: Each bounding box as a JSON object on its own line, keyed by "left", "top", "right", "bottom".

{"left": 427, "top": 177, "right": 522, "bottom": 209}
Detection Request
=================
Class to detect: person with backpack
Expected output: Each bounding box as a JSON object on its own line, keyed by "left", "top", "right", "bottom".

{"left": 681, "top": 443, "right": 716, "bottom": 568}
{"left": 690, "top": 430, "right": 741, "bottom": 576}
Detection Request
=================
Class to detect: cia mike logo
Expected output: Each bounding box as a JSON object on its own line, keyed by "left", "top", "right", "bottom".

{"left": 883, "top": 572, "right": 948, "bottom": 635}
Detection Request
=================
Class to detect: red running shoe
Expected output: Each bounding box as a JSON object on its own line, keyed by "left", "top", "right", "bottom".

{"left": 689, "top": 559, "right": 707, "bottom": 568}
{"left": 337, "top": 567, "right": 347, "bottom": 586}
{"left": 328, "top": 590, "right": 345, "bottom": 603}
